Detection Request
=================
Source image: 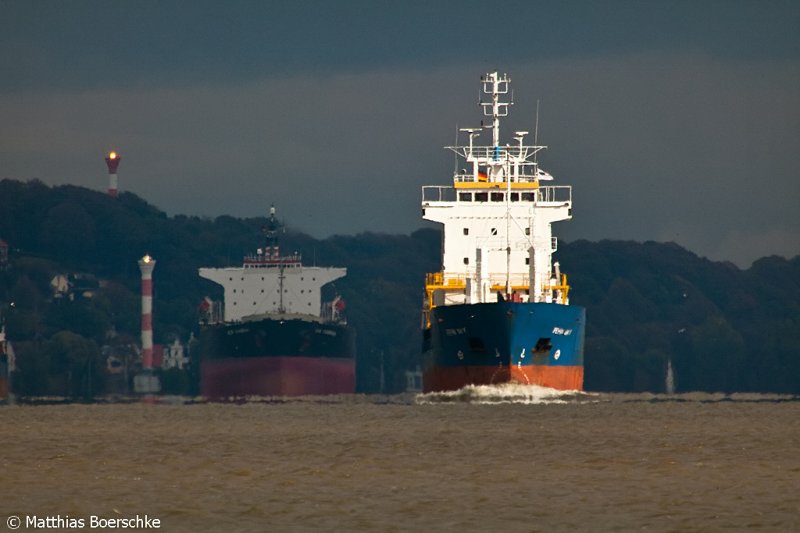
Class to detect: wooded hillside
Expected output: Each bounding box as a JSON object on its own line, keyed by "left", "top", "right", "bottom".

{"left": 1, "top": 179, "right": 797, "bottom": 394}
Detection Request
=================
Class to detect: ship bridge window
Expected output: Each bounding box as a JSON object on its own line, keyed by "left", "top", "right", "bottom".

{"left": 459, "top": 192, "right": 473, "bottom": 202}
{"left": 491, "top": 192, "right": 504, "bottom": 202}
{"left": 522, "top": 192, "right": 535, "bottom": 202}
{"left": 463, "top": 257, "right": 469, "bottom": 265}
{"left": 510, "top": 193, "right": 519, "bottom": 202}
{"left": 463, "top": 228, "right": 469, "bottom": 235}
{"left": 475, "top": 192, "right": 488, "bottom": 202}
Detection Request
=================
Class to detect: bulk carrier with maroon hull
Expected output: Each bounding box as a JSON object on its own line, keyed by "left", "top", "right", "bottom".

{"left": 421, "top": 72, "right": 585, "bottom": 392}
{"left": 196, "top": 207, "right": 355, "bottom": 398}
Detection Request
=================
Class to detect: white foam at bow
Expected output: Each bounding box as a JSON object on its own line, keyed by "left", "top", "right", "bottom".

{"left": 416, "top": 383, "right": 591, "bottom": 405}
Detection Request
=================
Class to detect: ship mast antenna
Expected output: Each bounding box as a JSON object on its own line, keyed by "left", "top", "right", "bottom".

{"left": 453, "top": 124, "right": 459, "bottom": 177}
{"left": 264, "top": 204, "right": 286, "bottom": 314}
{"left": 480, "top": 72, "right": 511, "bottom": 149}
{"left": 534, "top": 98, "right": 541, "bottom": 165}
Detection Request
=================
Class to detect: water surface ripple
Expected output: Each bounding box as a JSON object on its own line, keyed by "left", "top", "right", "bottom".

{"left": 1, "top": 390, "right": 798, "bottom": 532}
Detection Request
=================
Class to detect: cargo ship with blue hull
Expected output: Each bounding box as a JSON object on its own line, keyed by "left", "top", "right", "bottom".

{"left": 421, "top": 72, "right": 585, "bottom": 392}
{"left": 196, "top": 207, "right": 355, "bottom": 398}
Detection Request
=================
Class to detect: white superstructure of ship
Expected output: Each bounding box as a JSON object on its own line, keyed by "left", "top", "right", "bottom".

{"left": 422, "top": 71, "right": 573, "bottom": 320}
{"left": 199, "top": 206, "right": 346, "bottom": 324}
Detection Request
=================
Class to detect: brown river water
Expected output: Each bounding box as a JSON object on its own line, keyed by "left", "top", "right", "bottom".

{"left": 1, "top": 386, "right": 798, "bottom": 532}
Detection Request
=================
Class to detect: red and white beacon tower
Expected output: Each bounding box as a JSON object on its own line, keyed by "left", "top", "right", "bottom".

{"left": 134, "top": 254, "right": 160, "bottom": 394}
{"left": 138, "top": 254, "right": 156, "bottom": 369}
{"left": 105, "top": 151, "right": 121, "bottom": 197}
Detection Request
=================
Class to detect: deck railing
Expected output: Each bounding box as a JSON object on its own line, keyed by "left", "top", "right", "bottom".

{"left": 422, "top": 185, "right": 571, "bottom": 204}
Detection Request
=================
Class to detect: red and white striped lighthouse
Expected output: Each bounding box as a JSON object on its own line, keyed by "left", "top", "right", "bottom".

{"left": 138, "top": 254, "right": 156, "bottom": 369}
{"left": 105, "top": 151, "right": 120, "bottom": 197}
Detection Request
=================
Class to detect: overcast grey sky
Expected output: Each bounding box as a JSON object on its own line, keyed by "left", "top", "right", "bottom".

{"left": 1, "top": 0, "right": 798, "bottom": 267}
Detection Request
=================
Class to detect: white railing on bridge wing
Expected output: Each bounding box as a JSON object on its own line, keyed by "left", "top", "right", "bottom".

{"left": 538, "top": 185, "right": 572, "bottom": 203}
{"left": 423, "top": 185, "right": 571, "bottom": 204}
{"left": 453, "top": 173, "right": 539, "bottom": 183}
{"left": 422, "top": 186, "right": 456, "bottom": 202}
{"left": 447, "top": 145, "right": 546, "bottom": 162}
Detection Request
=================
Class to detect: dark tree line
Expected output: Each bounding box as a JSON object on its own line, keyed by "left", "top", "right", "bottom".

{"left": 1, "top": 179, "right": 798, "bottom": 395}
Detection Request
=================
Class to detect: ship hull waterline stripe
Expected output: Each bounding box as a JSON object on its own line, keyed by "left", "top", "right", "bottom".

{"left": 423, "top": 364, "right": 583, "bottom": 393}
